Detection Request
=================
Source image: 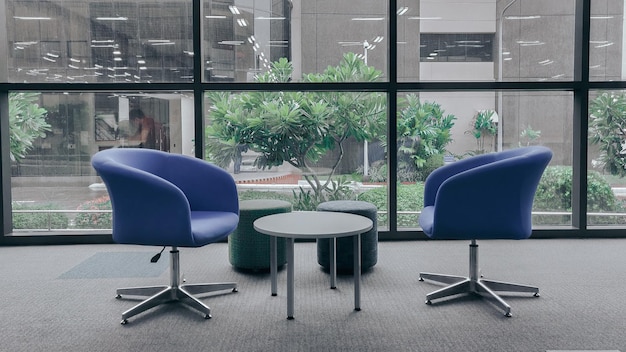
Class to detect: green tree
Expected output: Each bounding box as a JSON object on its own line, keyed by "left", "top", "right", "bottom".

{"left": 589, "top": 92, "right": 626, "bottom": 176}
{"left": 9, "top": 92, "right": 50, "bottom": 162}
{"left": 205, "top": 53, "right": 386, "bottom": 204}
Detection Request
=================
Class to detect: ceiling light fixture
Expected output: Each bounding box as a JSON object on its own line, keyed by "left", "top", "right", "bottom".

{"left": 14, "top": 16, "right": 52, "bottom": 20}
{"left": 505, "top": 15, "right": 540, "bottom": 20}
{"left": 407, "top": 16, "right": 442, "bottom": 20}
{"left": 255, "top": 17, "right": 285, "bottom": 20}
{"left": 397, "top": 7, "right": 409, "bottom": 16}
{"left": 595, "top": 42, "right": 614, "bottom": 48}
{"left": 96, "top": 16, "right": 128, "bottom": 21}
{"left": 351, "top": 17, "right": 384, "bottom": 21}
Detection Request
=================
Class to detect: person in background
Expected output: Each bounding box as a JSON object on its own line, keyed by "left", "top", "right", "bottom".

{"left": 128, "top": 108, "right": 156, "bottom": 149}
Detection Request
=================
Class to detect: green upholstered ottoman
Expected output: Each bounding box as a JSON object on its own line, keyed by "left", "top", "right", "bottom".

{"left": 229, "top": 199, "right": 292, "bottom": 271}
{"left": 316, "top": 200, "right": 378, "bottom": 273}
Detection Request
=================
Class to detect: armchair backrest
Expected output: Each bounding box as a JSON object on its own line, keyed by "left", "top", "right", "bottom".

{"left": 91, "top": 148, "right": 239, "bottom": 246}
{"left": 424, "top": 146, "right": 552, "bottom": 240}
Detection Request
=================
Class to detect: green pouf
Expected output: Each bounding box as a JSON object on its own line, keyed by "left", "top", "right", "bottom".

{"left": 229, "top": 199, "right": 292, "bottom": 271}
{"left": 316, "top": 200, "right": 378, "bottom": 273}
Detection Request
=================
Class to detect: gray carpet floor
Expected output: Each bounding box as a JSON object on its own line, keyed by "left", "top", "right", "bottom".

{"left": 1, "top": 238, "right": 625, "bottom": 352}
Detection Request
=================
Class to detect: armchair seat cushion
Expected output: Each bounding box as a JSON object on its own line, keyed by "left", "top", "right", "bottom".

{"left": 191, "top": 212, "right": 240, "bottom": 246}
{"left": 418, "top": 206, "right": 434, "bottom": 235}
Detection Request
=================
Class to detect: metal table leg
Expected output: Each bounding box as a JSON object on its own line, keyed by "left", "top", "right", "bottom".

{"left": 287, "top": 237, "right": 295, "bottom": 320}
{"left": 270, "top": 235, "right": 277, "bottom": 296}
{"left": 354, "top": 233, "right": 361, "bottom": 311}
{"left": 330, "top": 237, "right": 337, "bottom": 289}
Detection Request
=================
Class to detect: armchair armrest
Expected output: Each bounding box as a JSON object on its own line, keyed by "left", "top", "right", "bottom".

{"left": 162, "top": 154, "right": 239, "bottom": 215}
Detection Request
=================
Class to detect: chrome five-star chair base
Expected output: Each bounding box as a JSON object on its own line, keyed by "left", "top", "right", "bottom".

{"left": 418, "top": 240, "right": 539, "bottom": 317}
{"left": 116, "top": 248, "right": 237, "bottom": 324}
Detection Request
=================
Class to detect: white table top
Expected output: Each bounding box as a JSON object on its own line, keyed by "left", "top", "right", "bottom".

{"left": 253, "top": 211, "right": 373, "bottom": 239}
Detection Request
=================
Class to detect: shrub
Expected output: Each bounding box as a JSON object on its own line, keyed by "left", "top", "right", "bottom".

{"left": 358, "top": 183, "right": 425, "bottom": 227}
{"left": 589, "top": 92, "right": 626, "bottom": 176}
{"left": 534, "top": 166, "right": 625, "bottom": 225}
{"left": 12, "top": 202, "right": 69, "bottom": 230}
{"left": 238, "top": 190, "right": 294, "bottom": 203}
{"left": 397, "top": 95, "right": 455, "bottom": 181}
{"left": 74, "top": 196, "right": 112, "bottom": 229}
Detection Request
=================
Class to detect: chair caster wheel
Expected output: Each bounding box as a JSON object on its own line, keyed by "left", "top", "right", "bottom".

{"left": 232, "top": 288, "right": 238, "bottom": 293}
{"left": 534, "top": 292, "right": 540, "bottom": 297}
{"left": 116, "top": 294, "right": 122, "bottom": 299}
{"left": 121, "top": 319, "right": 128, "bottom": 325}
{"left": 425, "top": 300, "right": 432, "bottom": 305}
{"left": 204, "top": 314, "right": 212, "bottom": 319}
{"left": 505, "top": 312, "right": 512, "bottom": 317}
{"left": 418, "top": 277, "right": 424, "bottom": 282}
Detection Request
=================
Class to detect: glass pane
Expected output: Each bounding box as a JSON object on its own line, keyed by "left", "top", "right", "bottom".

{"left": 588, "top": 90, "right": 626, "bottom": 226}
{"left": 589, "top": 0, "right": 624, "bottom": 81}
{"left": 397, "top": 90, "right": 573, "bottom": 229}
{"left": 397, "top": 0, "right": 576, "bottom": 82}
{"left": 10, "top": 91, "right": 193, "bottom": 233}
{"left": 204, "top": 90, "right": 389, "bottom": 230}
{"left": 6, "top": 0, "right": 193, "bottom": 83}
{"left": 203, "top": 0, "right": 388, "bottom": 82}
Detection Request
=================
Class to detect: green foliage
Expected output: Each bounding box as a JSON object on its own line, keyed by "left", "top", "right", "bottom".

{"left": 367, "top": 95, "right": 456, "bottom": 183}
{"left": 589, "top": 92, "right": 626, "bottom": 176}
{"left": 292, "top": 188, "right": 318, "bottom": 211}
{"left": 238, "top": 177, "right": 356, "bottom": 212}
{"left": 534, "top": 166, "right": 625, "bottom": 225}
{"left": 361, "top": 161, "right": 387, "bottom": 183}
{"left": 74, "top": 196, "right": 112, "bottom": 229}
{"left": 466, "top": 109, "right": 497, "bottom": 154}
{"left": 396, "top": 94, "right": 456, "bottom": 181}
{"left": 238, "top": 190, "right": 293, "bottom": 203}
{"left": 205, "top": 53, "right": 386, "bottom": 205}
{"left": 358, "top": 183, "right": 425, "bottom": 227}
{"left": 9, "top": 92, "right": 50, "bottom": 162}
{"left": 519, "top": 125, "right": 541, "bottom": 146}
{"left": 238, "top": 165, "right": 623, "bottom": 228}
{"left": 12, "top": 202, "right": 69, "bottom": 230}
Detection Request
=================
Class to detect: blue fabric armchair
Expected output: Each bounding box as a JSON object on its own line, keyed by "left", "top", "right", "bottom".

{"left": 91, "top": 148, "right": 239, "bottom": 324}
{"left": 418, "top": 146, "right": 552, "bottom": 317}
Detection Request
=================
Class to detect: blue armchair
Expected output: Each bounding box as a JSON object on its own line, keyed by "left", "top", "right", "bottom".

{"left": 418, "top": 146, "right": 552, "bottom": 317}
{"left": 91, "top": 148, "right": 239, "bottom": 324}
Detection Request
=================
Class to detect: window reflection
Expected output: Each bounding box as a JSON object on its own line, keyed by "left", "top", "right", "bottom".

{"left": 9, "top": 91, "right": 192, "bottom": 232}
{"left": 8, "top": 0, "right": 194, "bottom": 83}
{"left": 420, "top": 33, "right": 493, "bottom": 62}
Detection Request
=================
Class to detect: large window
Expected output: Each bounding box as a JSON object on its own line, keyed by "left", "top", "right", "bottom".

{"left": 1, "top": 0, "right": 625, "bottom": 243}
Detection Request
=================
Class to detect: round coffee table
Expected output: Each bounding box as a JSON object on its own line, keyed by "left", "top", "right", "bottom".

{"left": 253, "top": 211, "right": 373, "bottom": 320}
